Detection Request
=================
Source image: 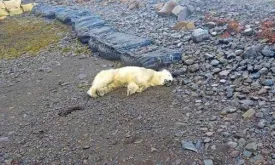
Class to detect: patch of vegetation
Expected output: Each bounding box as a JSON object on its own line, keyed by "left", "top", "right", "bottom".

{"left": 0, "top": 16, "right": 70, "bottom": 59}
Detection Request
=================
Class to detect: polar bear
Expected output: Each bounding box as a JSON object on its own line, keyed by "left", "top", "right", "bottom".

{"left": 87, "top": 66, "right": 173, "bottom": 98}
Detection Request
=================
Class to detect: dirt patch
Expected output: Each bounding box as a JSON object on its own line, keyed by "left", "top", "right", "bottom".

{"left": 0, "top": 15, "right": 70, "bottom": 59}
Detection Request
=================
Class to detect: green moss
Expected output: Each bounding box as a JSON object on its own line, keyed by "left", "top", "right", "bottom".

{"left": 0, "top": 16, "right": 70, "bottom": 60}
{"left": 61, "top": 47, "right": 72, "bottom": 53}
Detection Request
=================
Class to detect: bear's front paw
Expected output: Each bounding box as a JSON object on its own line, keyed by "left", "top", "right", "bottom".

{"left": 127, "top": 89, "right": 135, "bottom": 96}
{"left": 96, "top": 89, "right": 105, "bottom": 97}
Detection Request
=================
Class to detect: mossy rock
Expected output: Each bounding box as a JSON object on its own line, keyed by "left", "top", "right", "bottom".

{"left": 0, "top": 16, "right": 70, "bottom": 59}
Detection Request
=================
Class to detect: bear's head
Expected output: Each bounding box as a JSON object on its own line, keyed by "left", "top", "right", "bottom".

{"left": 159, "top": 69, "right": 173, "bottom": 87}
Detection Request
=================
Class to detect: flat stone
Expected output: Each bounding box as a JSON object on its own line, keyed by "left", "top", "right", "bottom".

{"left": 188, "top": 64, "right": 199, "bottom": 72}
{"left": 261, "top": 46, "right": 275, "bottom": 57}
{"left": 204, "top": 22, "right": 216, "bottom": 29}
{"left": 157, "top": 0, "right": 177, "bottom": 16}
{"left": 249, "top": 155, "right": 264, "bottom": 164}
{"left": 243, "top": 28, "right": 253, "bottom": 36}
{"left": 21, "top": 3, "right": 35, "bottom": 12}
{"left": 245, "top": 142, "right": 257, "bottom": 152}
{"left": 177, "top": 6, "right": 190, "bottom": 21}
{"left": 210, "top": 59, "right": 220, "bottom": 66}
{"left": 235, "top": 49, "right": 244, "bottom": 55}
{"left": 243, "top": 150, "right": 252, "bottom": 158}
{"left": 0, "top": 137, "right": 9, "bottom": 142}
{"left": 243, "top": 45, "right": 263, "bottom": 59}
{"left": 255, "top": 112, "right": 264, "bottom": 118}
{"left": 262, "top": 79, "right": 274, "bottom": 86}
{"left": 191, "top": 28, "right": 210, "bottom": 43}
{"left": 238, "top": 138, "right": 246, "bottom": 147}
{"left": 203, "top": 159, "right": 214, "bottom": 165}
{"left": 172, "top": 5, "right": 184, "bottom": 16}
{"left": 181, "top": 140, "right": 198, "bottom": 153}
{"left": 227, "top": 141, "right": 238, "bottom": 149}
{"left": 242, "top": 109, "right": 255, "bottom": 119}
{"left": 205, "top": 132, "right": 214, "bottom": 136}
{"left": 225, "top": 107, "right": 237, "bottom": 113}
{"left": 78, "top": 73, "right": 87, "bottom": 80}
{"left": 219, "top": 70, "right": 231, "bottom": 78}
{"left": 203, "top": 137, "right": 211, "bottom": 143}
{"left": 154, "top": 3, "right": 164, "bottom": 11}
{"left": 257, "top": 119, "right": 266, "bottom": 129}
{"left": 230, "top": 150, "right": 240, "bottom": 158}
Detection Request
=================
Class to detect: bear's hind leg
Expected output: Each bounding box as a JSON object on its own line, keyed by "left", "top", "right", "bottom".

{"left": 127, "top": 82, "right": 139, "bottom": 96}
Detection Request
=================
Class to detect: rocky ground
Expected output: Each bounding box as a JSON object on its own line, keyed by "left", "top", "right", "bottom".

{"left": 1, "top": 0, "right": 275, "bottom": 164}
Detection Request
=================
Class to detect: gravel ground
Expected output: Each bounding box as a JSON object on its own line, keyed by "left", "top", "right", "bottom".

{"left": 1, "top": 0, "right": 275, "bottom": 164}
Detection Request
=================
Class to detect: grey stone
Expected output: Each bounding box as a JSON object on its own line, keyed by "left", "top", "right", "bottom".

{"left": 255, "top": 112, "right": 264, "bottom": 118}
{"left": 243, "top": 45, "right": 263, "bottom": 59}
{"left": 261, "top": 46, "right": 275, "bottom": 57}
{"left": 243, "top": 28, "right": 253, "bottom": 36}
{"left": 78, "top": 73, "right": 87, "bottom": 80}
{"left": 172, "top": 5, "right": 184, "bottom": 16}
{"left": 210, "top": 59, "right": 220, "bottom": 66}
{"left": 235, "top": 49, "right": 244, "bottom": 56}
{"left": 262, "top": 79, "right": 274, "bottom": 86}
{"left": 250, "top": 72, "right": 260, "bottom": 79}
{"left": 237, "top": 159, "right": 245, "bottom": 165}
{"left": 177, "top": 6, "right": 190, "bottom": 21}
{"left": 188, "top": 64, "right": 199, "bottom": 73}
{"left": 203, "top": 159, "right": 214, "bottom": 165}
{"left": 249, "top": 154, "right": 264, "bottom": 164}
{"left": 175, "top": 131, "right": 186, "bottom": 137}
{"left": 226, "top": 106, "right": 237, "bottom": 113}
{"left": 238, "top": 138, "right": 246, "bottom": 147}
{"left": 227, "top": 141, "right": 238, "bottom": 149}
{"left": 257, "top": 119, "right": 266, "bottom": 129}
{"left": 191, "top": 28, "right": 210, "bottom": 43}
{"left": 204, "top": 22, "right": 216, "bottom": 29}
{"left": 203, "top": 137, "right": 211, "bottom": 143}
{"left": 219, "top": 70, "right": 230, "bottom": 78}
{"left": 181, "top": 140, "right": 198, "bottom": 153}
{"left": 243, "top": 150, "right": 252, "bottom": 158}
{"left": 185, "top": 59, "right": 195, "bottom": 65}
{"left": 0, "top": 137, "right": 9, "bottom": 142}
{"left": 245, "top": 142, "right": 257, "bottom": 151}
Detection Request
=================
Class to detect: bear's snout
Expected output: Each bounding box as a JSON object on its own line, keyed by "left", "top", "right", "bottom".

{"left": 164, "top": 80, "right": 172, "bottom": 87}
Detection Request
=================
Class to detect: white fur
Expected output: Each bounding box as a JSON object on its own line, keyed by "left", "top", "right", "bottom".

{"left": 87, "top": 66, "right": 173, "bottom": 98}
